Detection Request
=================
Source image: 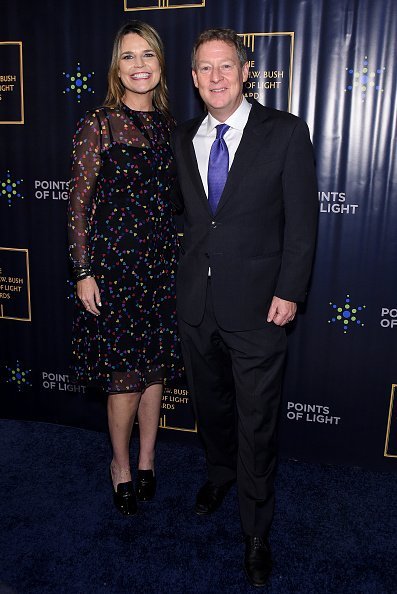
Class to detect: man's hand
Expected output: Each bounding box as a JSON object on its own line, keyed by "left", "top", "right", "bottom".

{"left": 77, "top": 277, "right": 101, "bottom": 316}
{"left": 267, "top": 296, "right": 297, "bottom": 326}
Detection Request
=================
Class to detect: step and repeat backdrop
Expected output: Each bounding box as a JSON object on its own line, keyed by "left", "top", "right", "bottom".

{"left": 1, "top": 0, "right": 396, "bottom": 470}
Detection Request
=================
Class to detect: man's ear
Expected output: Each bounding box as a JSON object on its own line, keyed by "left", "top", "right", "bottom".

{"left": 192, "top": 69, "right": 199, "bottom": 88}
{"left": 242, "top": 62, "right": 249, "bottom": 83}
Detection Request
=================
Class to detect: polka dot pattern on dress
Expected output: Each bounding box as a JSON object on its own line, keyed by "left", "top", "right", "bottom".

{"left": 67, "top": 104, "right": 182, "bottom": 393}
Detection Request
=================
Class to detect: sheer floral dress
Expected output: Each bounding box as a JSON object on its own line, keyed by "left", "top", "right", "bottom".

{"left": 67, "top": 104, "right": 182, "bottom": 393}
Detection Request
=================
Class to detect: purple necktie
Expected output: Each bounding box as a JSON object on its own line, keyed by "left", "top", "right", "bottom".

{"left": 207, "top": 124, "right": 230, "bottom": 214}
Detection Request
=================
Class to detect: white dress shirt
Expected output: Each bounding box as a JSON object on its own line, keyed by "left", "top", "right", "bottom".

{"left": 193, "top": 97, "right": 252, "bottom": 197}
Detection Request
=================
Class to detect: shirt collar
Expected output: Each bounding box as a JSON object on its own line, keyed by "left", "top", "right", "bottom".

{"left": 206, "top": 97, "right": 252, "bottom": 135}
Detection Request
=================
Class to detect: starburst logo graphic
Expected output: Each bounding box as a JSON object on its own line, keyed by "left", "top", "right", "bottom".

{"left": 4, "top": 360, "right": 32, "bottom": 391}
{"left": 63, "top": 63, "right": 94, "bottom": 103}
{"left": 328, "top": 294, "right": 366, "bottom": 334}
{"left": 1, "top": 170, "right": 24, "bottom": 206}
{"left": 345, "top": 57, "right": 385, "bottom": 102}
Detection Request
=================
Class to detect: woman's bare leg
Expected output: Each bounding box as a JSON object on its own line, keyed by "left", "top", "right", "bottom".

{"left": 137, "top": 383, "right": 163, "bottom": 472}
{"left": 108, "top": 391, "right": 141, "bottom": 488}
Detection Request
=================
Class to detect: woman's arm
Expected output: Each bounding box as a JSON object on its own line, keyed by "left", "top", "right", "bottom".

{"left": 67, "top": 111, "right": 103, "bottom": 315}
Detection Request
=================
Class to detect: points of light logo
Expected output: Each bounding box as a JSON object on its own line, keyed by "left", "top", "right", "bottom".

{"left": 63, "top": 63, "right": 94, "bottom": 103}
{"left": 1, "top": 170, "right": 24, "bottom": 206}
{"left": 5, "top": 361, "right": 32, "bottom": 390}
{"left": 328, "top": 294, "right": 366, "bottom": 334}
{"left": 345, "top": 57, "right": 385, "bottom": 102}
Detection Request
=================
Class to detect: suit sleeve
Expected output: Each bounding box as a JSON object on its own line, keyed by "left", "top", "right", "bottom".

{"left": 169, "top": 129, "right": 184, "bottom": 215}
{"left": 274, "top": 119, "right": 319, "bottom": 302}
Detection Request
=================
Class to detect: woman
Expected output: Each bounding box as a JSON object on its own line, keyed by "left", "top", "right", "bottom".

{"left": 67, "top": 21, "right": 181, "bottom": 515}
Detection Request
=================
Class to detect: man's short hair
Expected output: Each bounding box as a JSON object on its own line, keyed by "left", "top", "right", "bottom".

{"left": 191, "top": 28, "right": 248, "bottom": 70}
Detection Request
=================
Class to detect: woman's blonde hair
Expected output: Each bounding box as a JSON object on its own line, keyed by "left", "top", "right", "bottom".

{"left": 104, "top": 21, "right": 172, "bottom": 120}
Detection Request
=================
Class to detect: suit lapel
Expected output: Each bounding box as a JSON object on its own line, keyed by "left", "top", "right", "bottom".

{"left": 180, "top": 115, "right": 212, "bottom": 213}
{"left": 215, "top": 102, "right": 271, "bottom": 216}
{"left": 179, "top": 102, "right": 272, "bottom": 217}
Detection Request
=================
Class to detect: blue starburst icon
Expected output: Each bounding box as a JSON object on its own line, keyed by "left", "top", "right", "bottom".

{"left": 1, "top": 170, "right": 24, "bottom": 206}
{"left": 63, "top": 63, "right": 95, "bottom": 103}
{"left": 345, "top": 56, "right": 385, "bottom": 102}
{"left": 5, "top": 360, "right": 32, "bottom": 391}
{"left": 328, "top": 294, "right": 366, "bottom": 334}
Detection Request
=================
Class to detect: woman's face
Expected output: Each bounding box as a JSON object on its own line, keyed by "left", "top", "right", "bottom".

{"left": 118, "top": 33, "right": 161, "bottom": 101}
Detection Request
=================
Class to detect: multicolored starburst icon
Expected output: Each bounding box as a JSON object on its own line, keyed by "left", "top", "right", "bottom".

{"left": 345, "top": 56, "right": 385, "bottom": 102}
{"left": 1, "top": 170, "right": 24, "bottom": 206}
{"left": 328, "top": 294, "right": 366, "bottom": 334}
{"left": 63, "top": 63, "right": 95, "bottom": 103}
{"left": 5, "top": 360, "right": 32, "bottom": 391}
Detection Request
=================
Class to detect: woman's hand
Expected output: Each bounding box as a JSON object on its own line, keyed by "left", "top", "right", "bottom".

{"left": 77, "top": 277, "right": 101, "bottom": 316}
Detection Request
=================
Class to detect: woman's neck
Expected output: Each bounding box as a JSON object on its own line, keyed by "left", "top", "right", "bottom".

{"left": 122, "top": 92, "right": 154, "bottom": 112}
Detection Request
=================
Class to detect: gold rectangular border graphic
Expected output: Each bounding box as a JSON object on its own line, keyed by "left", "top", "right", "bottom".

{"left": 384, "top": 384, "right": 397, "bottom": 457}
{"left": 238, "top": 32, "right": 294, "bottom": 112}
{"left": 124, "top": 0, "right": 205, "bottom": 11}
{"left": 0, "top": 41, "right": 24, "bottom": 125}
{"left": 159, "top": 413, "right": 197, "bottom": 433}
{"left": 0, "top": 247, "right": 31, "bottom": 322}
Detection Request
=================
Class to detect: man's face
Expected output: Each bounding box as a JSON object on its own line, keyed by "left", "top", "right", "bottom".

{"left": 192, "top": 40, "right": 249, "bottom": 121}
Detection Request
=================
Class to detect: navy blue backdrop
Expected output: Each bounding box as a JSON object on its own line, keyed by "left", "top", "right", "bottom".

{"left": 1, "top": 0, "right": 396, "bottom": 470}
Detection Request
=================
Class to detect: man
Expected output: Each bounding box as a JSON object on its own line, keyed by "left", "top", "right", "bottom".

{"left": 172, "top": 29, "right": 318, "bottom": 587}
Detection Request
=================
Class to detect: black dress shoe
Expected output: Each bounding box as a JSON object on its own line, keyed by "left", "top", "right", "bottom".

{"left": 113, "top": 481, "right": 137, "bottom": 516}
{"left": 243, "top": 536, "right": 272, "bottom": 587}
{"left": 194, "top": 480, "right": 232, "bottom": 515}
{"left": 136, "top": 469, "right": 156, "bottom": 502}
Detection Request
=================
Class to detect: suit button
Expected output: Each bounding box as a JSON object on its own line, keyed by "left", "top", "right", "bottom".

{"left": 211, "top": 221, "right": 217, "bottom": 229}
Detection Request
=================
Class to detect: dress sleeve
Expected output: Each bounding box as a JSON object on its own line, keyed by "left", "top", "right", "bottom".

{"left": 67, "top": 110, "right": 102, "bottom": 280}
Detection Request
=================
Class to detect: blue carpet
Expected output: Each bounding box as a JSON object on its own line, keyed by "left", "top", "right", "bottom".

{"left": 0, "top": 419, "right": 396, "bottom": 593}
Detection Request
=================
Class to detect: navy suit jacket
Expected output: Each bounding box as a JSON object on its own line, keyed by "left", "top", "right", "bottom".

{"left": 172, "top": 100, "right": 319, "bottom": 331}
